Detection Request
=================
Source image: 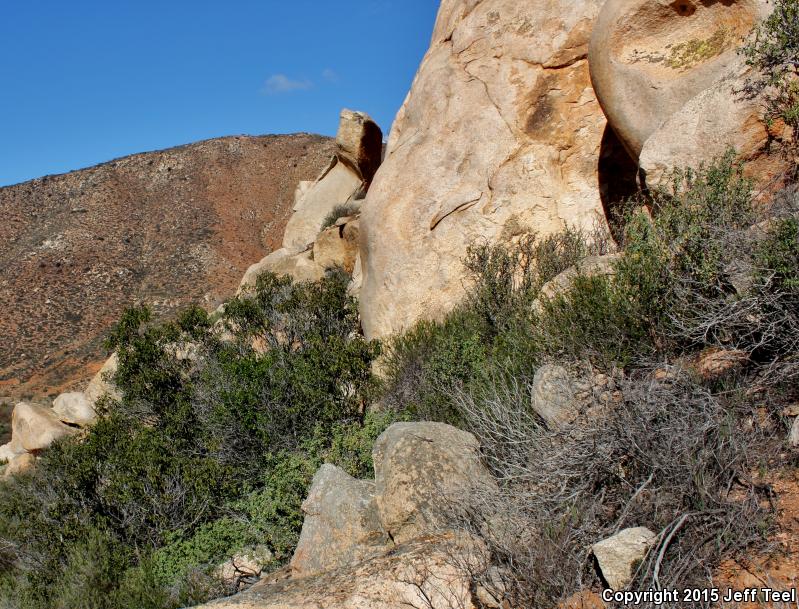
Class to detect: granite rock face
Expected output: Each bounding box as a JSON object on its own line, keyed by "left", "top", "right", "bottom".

{"left": 589, "top": 0, "right": 781, "bottom": 186}
{"left": 359, "top": 0, "right": 610, "bottom": 339}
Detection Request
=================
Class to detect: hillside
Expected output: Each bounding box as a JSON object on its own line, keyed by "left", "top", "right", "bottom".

{"left": 0, "top": 134, "right": 336, "bottom": 400}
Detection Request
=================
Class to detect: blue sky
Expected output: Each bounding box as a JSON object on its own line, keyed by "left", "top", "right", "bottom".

{"left": 0, "top": 1, "right": 438, "bottom": 186}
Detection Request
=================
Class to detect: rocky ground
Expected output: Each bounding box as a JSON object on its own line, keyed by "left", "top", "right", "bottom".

{"left": 0, "top": 134, "right": 336, "bottom": 400}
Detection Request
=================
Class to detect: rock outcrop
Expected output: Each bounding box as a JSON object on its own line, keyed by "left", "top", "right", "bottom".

{"left": 359, "top": 0, "right": 611, "bottom": 339}
{"left": 11, "top": 402, "right": 77, "bottom": 452}
{"left": 52, "top": 392, "right": 96, "bottom": 426}
{"left": 313, "top": 217, "right": 360, "bottom": 274}
{"left": 589, "top": 0, "right": 780, "bottom": 185}
{"left": 192, "top": 422, "right": 491, "bottom": 609}
{"left": 0, "top": 134, "right": 336, "bottom": 400}
{"left": 533, "top": 253, "right": 620, "bottom": 313}
{"left": 238, "top": 249, "right": 325, "bottom": 293}
{"left": 194, "top": 535, "right": 476, "bottom": 609}
{"left": 531, "top": 365, "right": 579, "bottom": 429}
{"left": 240, "top": 111, "right": 380, "bottom": 290}
{"left": 84, "top": 352, "right": 121, "bottom": 405}
{"left": 282, "top": 111, "right": 381, "bottom": 253}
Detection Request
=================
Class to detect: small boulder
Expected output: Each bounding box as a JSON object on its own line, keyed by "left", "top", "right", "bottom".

{"left": 593, "top": 527, "right": 656, "bottom": 590}
{"left": 53, "top": 392, "right": 96, "bottom": 427}
{"left": 238, "top": 248, "right": 325, "bottom": 293}
{"left": 692, "top": 348, "right": 748, "bottom": 381}
{"left": 789, "top": 418, "right": 799, "bottom": 448}
{"left": 335, "top": 109, "right": 383, "bottom": 184}
{"left": 85, "top": 353, "right": 121, "bottom": 405}
{"left": 373, "top": 422, "right": 494, "bottom": 544}
{"left": 3, "top": 452, "right": 35, "bottom": 478}
{"left": 534, "top": 254, "right": 620, "bottom": 313}
{"left": 532, "top": 365, "right": 579, "bottom": 429}
{"left": 11, "top": 402, "right": 78, "bottom": 452}
{"left": 217, "top": 545, "right": 273, "bottom": 591}
{"left": 291, "top": 464, "right": 390, "bottom": 577}
{"left": 313, "top": 217, "right": 360, "bottom": 273}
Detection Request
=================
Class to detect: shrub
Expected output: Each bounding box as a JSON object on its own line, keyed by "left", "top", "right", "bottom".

{"left": 320, "top": 203, "right": 360, "bottom": 230}
{"left": 445, "top": 369, "right": 777, "bottom": 609}
{"left": 742, "top": 0, "right": 799, "bottom": 153}
{"left": 0, "top": 270, "right": 383, "bottom": 609}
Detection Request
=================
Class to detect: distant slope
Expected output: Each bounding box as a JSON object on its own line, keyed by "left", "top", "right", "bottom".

{"left": 0, "top": 133, "right": 336, "bottom": 399}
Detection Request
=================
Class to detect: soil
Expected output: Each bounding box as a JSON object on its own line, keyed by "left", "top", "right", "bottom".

{"left": 0, "top": 133, "right": 336, "bottom": 401}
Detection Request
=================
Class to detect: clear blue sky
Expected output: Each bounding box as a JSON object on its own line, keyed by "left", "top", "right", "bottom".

{"left": 0, "top": 1, "right": 438, "bottom": 186}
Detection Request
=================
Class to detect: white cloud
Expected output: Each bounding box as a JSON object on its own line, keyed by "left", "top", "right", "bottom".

{"left": 262, "top": 74, "right": 313, "bottom": 95}
{"left": 322, "top": 68, "right": 339, "bottom": 83}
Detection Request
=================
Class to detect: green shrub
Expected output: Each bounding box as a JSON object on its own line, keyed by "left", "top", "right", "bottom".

{"left": 0, "top": 270, "right": 382, "bottom": 609}
{"left": 757, "top": 216, "right": 799, "bottom": 292}
{"left": 742, "top": 0, "right": 799, "bottom": 153}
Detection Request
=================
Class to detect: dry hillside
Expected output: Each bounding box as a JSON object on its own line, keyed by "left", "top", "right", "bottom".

{"left": 0, "top": 133, "right": 336, "bottom": 400}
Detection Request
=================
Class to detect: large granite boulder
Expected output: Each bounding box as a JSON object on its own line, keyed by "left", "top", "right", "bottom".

{"left": 336, "top": 109, "right": 383, "bottom": 185}
{"left": 312, "top": 217, "right": 360, "bottom": 273}
{"left": 282, "top": 110, "right": 381, "bottom": 253}
{"left": 84, "top": 353, "right": 121, "bottom": 405}
{"left": 589, "top": 0, "right": 781, "bottom": 185}
{"left": 238, "top": 249, "right": 325, "bottom": 293}
{"left": 290, "top": 464, "right": 390, "bottom": 577}
{"left": 11, "top": 402, "right": 77, "bottom": 452}
{"left": 373, "top": 422, "right": 494, "bottom": 544}
{"left": 282, "top": 159, "right": 362, "bottom": 252}
{"left": 359, "top": 0, "right": 610, "bottom": 339}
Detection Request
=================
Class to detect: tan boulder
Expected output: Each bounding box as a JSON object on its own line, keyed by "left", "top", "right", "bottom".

{"left": 85, "top": 353, "right": 121, "bottom": 405}
{"left": 534, "top": 254, "right": 620, "bottom": 312}
{"left": 216, "top": 546, "right": 273, "bottom": 591}
{"left": 191, "top": 535, "right": 476, "bottom": 609}
{"left": 291, "top": 464, "right": 390, "bottom": 577}
{"left": 589, "top": 0, "right": 768, "bottom": 158}
{"left": 691, "top": 348, "right": 749, "bottom": 381}
{"left": 3, "top": 452, "right": 35, "bottom": 478}
{"left": 593, "top": 527, "right": 656, "bottom": 590}
{"left": 360, "top": 0, "right": 610, "bottom": 339}
{"left": 11, "top": 402, "right": 77, "bottom": 452}
{"left": 282, "top": 159, "right": 362, "bottom": 253}
{"left": 532, "top": 365, "right": 579, "bottom": 429}
{"left": 637, "top": 63, "right": 784, "bottom": 185}
{"left": 336, "top": 109, "right": 383, "bottom": 184}
{"left": 52, "top": 392, "right": 96, "bottom": 426}
{"left": 589, "top": 0, "right": 784, "bottom": 186}
{"left": 312, "top": 217, "right": 359, "bottom": 273}
{"left": 238, "top": 249, "right": 325, "bottom": 293}
{"left": 372, "top": 422, "right": 494, "bottom": 544}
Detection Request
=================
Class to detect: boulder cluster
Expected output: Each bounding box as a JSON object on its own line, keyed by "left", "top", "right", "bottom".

{"left": 237, "top": 109, "right": 382, "bottom": 297}
{"left": 194, "top": 422, "right": 493, "bottom": 609}
{"left": 0, "top": 353, "right": 118, "bottom": 478}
